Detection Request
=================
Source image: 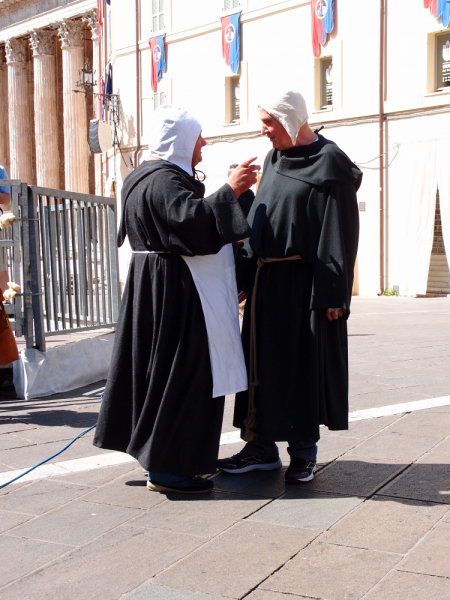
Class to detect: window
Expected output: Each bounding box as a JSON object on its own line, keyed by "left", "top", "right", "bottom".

{"left": 225, "top": 76, "right": 240, "bottom": 124}
{"left": 320, "top": 56, "right": 333, "bottom": 108}
{"left": 224, "top": 0, "right": 240, "bottom": 10}
{"left": 436, "top": 32, "right": 450, "bottom": 91}
{"left": 152, "top": 0, "right": 164, "bottom": 33}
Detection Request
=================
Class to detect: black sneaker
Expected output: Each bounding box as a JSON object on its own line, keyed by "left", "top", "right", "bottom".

{"left": 147, "top": 475, "right": 214, "bottom": 494}
{"left": 285, "top": 458, "right": 317, "bottom": 483}
{"left": 217, "top": 449, "right": 282, "bottom": 474}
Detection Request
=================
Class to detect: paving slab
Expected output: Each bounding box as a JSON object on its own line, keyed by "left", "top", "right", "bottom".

{"left": 0, "top": 526, "right": 204, "bottom": 600}
{"left": 322, "top": 415, "right": 400, "bottom": 440}
{"left": 417, "top": 436, "right": 450, "bottom": 464}
{"left": 12, "top": 424, "right": 98, "bottom": 445}
{"left": 0, "top": 534, "right": 71, "bottom": 588}
{"left": 121, "top": 582, "right": 231, "bottom": 600}
{"left": 213, "top": 467, "right": 288, "bottom": 498}
{"left": 0, "top": 433, "right": 34, "bottom": 451}
{"left": 322, "top": 496, "right": 447, "bottom": 553}
{"left": 262, "top": 542, "right": 400, "bottom": 600}
{"left": 378, "top": 463, "right": 450, "bottom": 504}
{"left": 300, "top": 457, "right": 406, "bottom": 497}
{"left": 0, "top": 509, "right": 32, "bottom": 533}
{"left": 0, "top": 479, "right": 92, "bottom": 515}
{"left": 12, "top": 499, "right": 140, "bottom": 546}
{"left": 82, "top": 470, "right": 168, "bottom": 510}
{"left": 315, "top": 434, "right": 360, "bottom": 463}
{"left": 246, "top": 591, "right": 315, "bottom": 600}
{"left": 0, "top": 438, "right": 110, "bottom": 470}
{"left": 248, "top": 490, "right": 362, "bottom": 531}
{"left": 381, "top": 410, "right": 450, "bottom": 439}
{"left": 364, "top": 570, "right": 450, "bottom": 599}
{"left": 131, "top": 491, "right": 270, "bottom": 538}
{"left": 398, "top": 521, "right": 450, "bottom": 578}
{"left": 49, "top": 461, "right": 139, "bottom": 487}
{"left": 345, "top": 431, "right": 439, "bottom": 462}
{"left": 154, "top": 520, "right": 318, "bottom": 599}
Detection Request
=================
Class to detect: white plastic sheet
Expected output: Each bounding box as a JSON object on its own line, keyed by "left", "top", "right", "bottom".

{"left": 13, "top": 333, "right": 114, "bottom": 400}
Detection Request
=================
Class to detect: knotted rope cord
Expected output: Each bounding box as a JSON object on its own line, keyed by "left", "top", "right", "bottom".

{"left": 243, "top": 255, "right": 302, "bottom": 442}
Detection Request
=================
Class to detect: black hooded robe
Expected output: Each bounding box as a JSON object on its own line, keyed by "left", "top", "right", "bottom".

{"left": 234, "top": 136, "right": 362, "bottom": 443}
{"left": 93, "top": 160, "right": 250, "bottom": 477}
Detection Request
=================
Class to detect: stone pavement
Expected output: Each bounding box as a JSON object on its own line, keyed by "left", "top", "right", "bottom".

{"left": 1, "top": 297, "right": 450, "bottom": 599}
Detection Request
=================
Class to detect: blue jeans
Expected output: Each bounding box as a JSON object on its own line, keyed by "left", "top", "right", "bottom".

{"left": 243, "top": 439, "right": 318, "bottom": 462}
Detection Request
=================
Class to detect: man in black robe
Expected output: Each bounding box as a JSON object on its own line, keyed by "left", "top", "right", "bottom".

{"left": 93, "top": 105, "right": 259, "bottom": 494}
{"left": 218, "top": 91, "right": 362, "bottom": 483}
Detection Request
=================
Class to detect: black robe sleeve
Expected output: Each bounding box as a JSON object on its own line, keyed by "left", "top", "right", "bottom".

{"left": 310, "top": 182, "right": 359, "bottom": 314}
{"left": 137, "top": 170, "right": 250, "bottom": 256}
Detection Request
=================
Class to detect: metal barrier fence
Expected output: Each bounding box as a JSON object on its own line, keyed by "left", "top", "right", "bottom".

{"left": 0, "top": 180, "right": 24, "bottom": 338}
{"left": 0, "top": 180, "right": 121, "bottom": 352}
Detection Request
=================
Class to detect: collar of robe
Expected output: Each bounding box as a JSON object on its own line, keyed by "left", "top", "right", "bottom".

{"left": 275, "top": 135, "right": 363, "bottom": 190}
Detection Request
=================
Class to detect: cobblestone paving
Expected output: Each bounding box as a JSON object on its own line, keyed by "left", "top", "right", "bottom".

{"left": 1, "top": 297, "right": 450, "bottom": 599}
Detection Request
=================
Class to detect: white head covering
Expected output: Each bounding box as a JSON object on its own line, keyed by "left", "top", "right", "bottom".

{"left": 148, "top": 105, "right": 202, "bottom": 176}
{"left": 258, "top": 90, "right": 309, "bottom": 145}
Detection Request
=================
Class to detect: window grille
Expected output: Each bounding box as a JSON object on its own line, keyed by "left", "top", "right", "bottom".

{"left": 320, "top": 57, "right": 333, "bottom": 108}
{"left": 152, "top": 0, "right": 165, "bottom": 32}
{"left": 436, "top": 32, "right": 450, "bottom": 91}
{"left": 153, "top": 91, "right": 166, "bottom": 111}
{"left": 224, "top": 0, "right": 240, "bottom": 10}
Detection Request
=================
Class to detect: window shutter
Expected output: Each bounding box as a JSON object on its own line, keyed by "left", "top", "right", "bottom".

{"left": 233, "top": 0, "right": 240, "bottom": 7}
{"left": 224, "top": 0, "right": 231, "bottom": 10}
{"left": 154, "top": 94, "right": 159, "bottom": 111}
{"left": 160, "top": 92, "right": 166, "bottom": 105}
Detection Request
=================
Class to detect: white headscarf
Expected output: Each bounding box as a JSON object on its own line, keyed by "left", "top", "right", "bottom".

{"left": 259, "top": 90, "right": 309, "bottom": 145}
{"left": 148, "top": 105, "right": 202, "bottom": 176}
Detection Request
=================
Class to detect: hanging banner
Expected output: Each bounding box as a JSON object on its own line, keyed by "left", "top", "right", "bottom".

{"left": 221, "top": 11, "right": 241, "bottom": 74}
{"left": 424, "top": 0, "right": 450, "bottom": 28}
{"left": 149, "top": 35, "right": 167, "bottom": 93}
{"left": 311, "top": 0, "right": 335, "bottom": 58}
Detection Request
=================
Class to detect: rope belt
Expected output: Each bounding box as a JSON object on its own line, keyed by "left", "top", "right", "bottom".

{"left": 243, "top": 255, "right": 302, "bottom": 442}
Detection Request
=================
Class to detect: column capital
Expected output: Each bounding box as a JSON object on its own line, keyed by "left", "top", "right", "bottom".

{"left": 57, "top": 19, "right": 84, "bottom": 49}
{"left": 82, "top": 10, "right": 99, "bottom": 43}
{"left": 30, "top": 29, "right": 55, "bottom": 57}
{"left": 5, "top": 38, "right": 27, "bottom": 65}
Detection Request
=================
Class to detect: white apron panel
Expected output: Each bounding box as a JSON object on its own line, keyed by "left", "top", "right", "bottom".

{"left": 182, "top": 245, "right": 248, "bottom": 398}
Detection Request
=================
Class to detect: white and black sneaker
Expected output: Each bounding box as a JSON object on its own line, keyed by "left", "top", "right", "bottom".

{"left": 285, "top": 458, "right": 317, "bottom": 483}
{"left": 217, "top": 450, "right": 282, "bottom": 474}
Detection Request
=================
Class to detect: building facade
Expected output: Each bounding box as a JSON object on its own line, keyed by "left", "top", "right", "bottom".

{"left": 1, "top": 1, "right": 450, "bottom": 297}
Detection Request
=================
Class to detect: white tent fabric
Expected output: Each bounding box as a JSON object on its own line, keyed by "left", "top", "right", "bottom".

{"left": 13, "top": 333, "right": 114, "bottom": 400}
{"left": 437, "top": 137, "right": 450, "bottom": 277}
{"left": 402, "top": 140, "right": 438, "bottom": 296}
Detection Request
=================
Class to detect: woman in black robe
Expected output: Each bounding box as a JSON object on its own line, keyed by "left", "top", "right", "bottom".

{"left": 218, "top": 91, "right": 362, "bottom": 483}
{"left": 93, "top": 106, "right": 258, "bottom": 493}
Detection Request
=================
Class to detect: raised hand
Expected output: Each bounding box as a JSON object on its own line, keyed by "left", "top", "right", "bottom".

{"left": 227, "top": 157, "right": 261, "bottom": 198}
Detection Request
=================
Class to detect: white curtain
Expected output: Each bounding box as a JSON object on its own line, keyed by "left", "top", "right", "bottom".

{"left": 437, "top": 137, "right": 450, "bottom": 272}
{"left": 403, "top": 140, "right": 438, "bottom": 296}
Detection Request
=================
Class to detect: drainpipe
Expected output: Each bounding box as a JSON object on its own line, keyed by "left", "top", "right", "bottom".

{"left": 379, "top": 0, "right": 386, "bottom": 293}
{"left": 133, "top": 0, "right": 141, "bottom": 169}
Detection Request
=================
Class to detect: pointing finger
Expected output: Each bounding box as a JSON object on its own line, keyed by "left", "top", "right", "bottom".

{"left": 240, "top": 157, "right": 258, "bottom": 167}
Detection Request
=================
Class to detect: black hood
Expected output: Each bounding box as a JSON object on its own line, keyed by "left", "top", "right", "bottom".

{"left": 274, "top": 135, "right": 363, "bottom": 191}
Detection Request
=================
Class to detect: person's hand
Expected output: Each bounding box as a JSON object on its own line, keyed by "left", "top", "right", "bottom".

{"left": 326, "top": 308, "right": 346, "bottom": 321}
{"left": 227, "top": 157, "right": 260, "bottom": 198}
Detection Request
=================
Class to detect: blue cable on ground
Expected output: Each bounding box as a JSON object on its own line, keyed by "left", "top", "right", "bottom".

{"left": 0, "top": 423, "right": 97, "bottom": 490}
{"left": 0, "top": 391, "right": 103, "bottom": 490}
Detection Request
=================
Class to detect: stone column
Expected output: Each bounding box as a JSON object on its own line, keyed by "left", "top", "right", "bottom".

{"left": 83, "top": 10, "right": 102, "bottom": 195}
{"left": 5, "top": 38, "right": 33, "bottom": 184}
{"left": 57, "top": 19, "right": 89, "bottom": 194}
{"left": 30, "top": 30, "right": 59, "bottom": 189}
{"left": 0, "top": 48, "right": 10, "bottom": 172}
